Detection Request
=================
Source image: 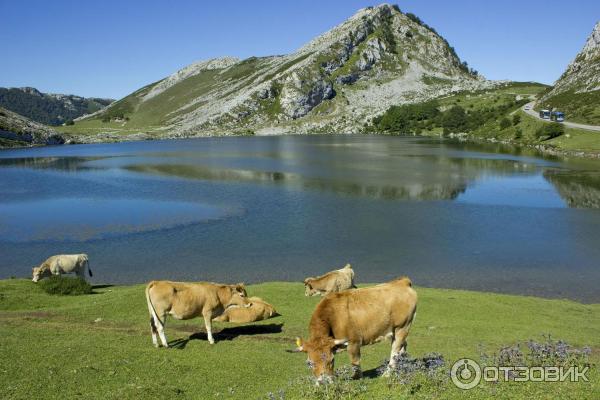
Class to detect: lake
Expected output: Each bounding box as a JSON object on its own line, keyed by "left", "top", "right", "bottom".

{"left": 1, "top": 135, "right": 599, "bottom": 302}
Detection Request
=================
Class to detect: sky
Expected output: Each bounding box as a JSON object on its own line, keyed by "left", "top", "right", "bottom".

{"left": 1, "top": 0, "right": 598, "bottom": 99}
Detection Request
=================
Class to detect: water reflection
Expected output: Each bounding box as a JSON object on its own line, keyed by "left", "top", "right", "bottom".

{"left": 544, "top": 170, "right": 600, "bottom": 208}
{"left": 125, "top": 164, "right": 469, "bottom": 201}
{"left": 0, "top": 156, "right": 105, "bottom": 171}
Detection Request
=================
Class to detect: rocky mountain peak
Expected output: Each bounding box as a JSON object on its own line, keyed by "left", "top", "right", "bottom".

{"left": 88, "top": 4, "right": 495, "bottom": 137}
{"left": 582, "top": 21, "right": 600, "bottom": 54}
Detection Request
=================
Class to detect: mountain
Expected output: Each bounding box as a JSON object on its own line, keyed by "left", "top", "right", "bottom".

{"left": 0, "top": 87, "right": 114, "bottom": 126}
{"left": 71, "top": 4, "right": 499, "bottom": 140}
{"left": 539, "top": 22, "right": 600, "bottom": 124}
{"left": 0, "top": 106, "right": 67, "bottom": 147}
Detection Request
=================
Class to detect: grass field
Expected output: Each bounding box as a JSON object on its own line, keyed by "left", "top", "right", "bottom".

{"left": 0, "top": 279, "right": 598, "bottom": 399}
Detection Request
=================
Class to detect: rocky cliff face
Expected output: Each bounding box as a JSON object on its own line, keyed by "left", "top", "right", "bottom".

{"left": 0, "top": 107, "right": 67, "bottom": 147}
{"left": 83, "top": 4, "right": 498, "bottom": 138}
{"left": 543, "top": 22, "right": 600, "bottom": 98}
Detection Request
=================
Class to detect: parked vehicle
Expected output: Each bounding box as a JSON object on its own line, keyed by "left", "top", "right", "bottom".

{"left": 539, "top": 109, "right": 551, "bottom": 119}
{"left": 551, "top": 111, "right": 565, "bottom": 122}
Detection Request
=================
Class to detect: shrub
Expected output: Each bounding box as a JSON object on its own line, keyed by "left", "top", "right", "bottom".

{"left": 499, "top": 117, "right": 511, "bottom": 129}
{"left": 514, "top": 128, "right": 523, "bottom": 140}
{"left": 479, "top": 334, "right": 591, "bottom": 369}
{"left": 536, "top": 123, "right": 564, "bottom": 140}
{"left": 38, "top": 276, "right": 92, "bottom": 295}
{"left": 512, "top": 114, "right": 521, "bottom": 125}
{"left": 65, "top": 119, "right": 74, "bottom": 126}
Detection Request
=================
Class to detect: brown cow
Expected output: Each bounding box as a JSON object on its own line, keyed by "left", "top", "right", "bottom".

{"left": 291, "top": 277, "right": 417, "bottom": 384}
{"left": 213, "top": 297, "right": 279, "bottom": 323}
{"left": 145, "top": 280, "right": 248, "bottom": 347}
{"left": 304, "top": 264, "right": 356, "bottom": 296}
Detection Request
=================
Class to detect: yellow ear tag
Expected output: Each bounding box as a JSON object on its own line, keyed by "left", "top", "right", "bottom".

{"left": 296, "top": 338, "right": 302, "bottom": 347}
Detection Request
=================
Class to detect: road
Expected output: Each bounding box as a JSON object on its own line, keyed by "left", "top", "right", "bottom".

{"left": 521, "top": 102, "right": 600, "bottom": 132}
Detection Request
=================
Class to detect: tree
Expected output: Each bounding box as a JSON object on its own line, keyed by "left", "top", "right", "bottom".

{"left": 499, "top": 117, "right": 511, "bottom": 129}
{"left": 442, "top": 106, "right": 468, "bottom": 134}
{"left": 512, "top": 114, "right": 521, "bottom": 126}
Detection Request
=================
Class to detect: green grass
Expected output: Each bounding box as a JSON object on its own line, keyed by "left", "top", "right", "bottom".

{"left": 0, "top": 279, "right": 598, "bottom": 399}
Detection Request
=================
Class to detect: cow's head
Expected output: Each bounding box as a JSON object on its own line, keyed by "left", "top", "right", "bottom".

{"left": 303, "top": 278, "right": 319, "bottom": 297}
{"left": 227, "top": 283, "right": 248, "bottom": 306}
{"left": 291, "top": 337, "right": 348, "bottom": 383}
{"left": 262, "top": 302, "right": 278, "bottom": 318}
{"left": 32, "top": 266, "right": 50, "bottom": 283}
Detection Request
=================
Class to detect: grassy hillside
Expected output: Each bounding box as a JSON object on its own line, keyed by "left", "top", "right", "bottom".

{"left": 537, "top": 89, "right": 600, "bottom": 125}
{"left": 0, "top": 279, "right": 598, "bottom": 399}
{"left": 368, "top": 82, "right": 600, "bottom": 156}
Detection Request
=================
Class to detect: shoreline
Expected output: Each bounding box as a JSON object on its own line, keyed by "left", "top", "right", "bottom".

{"left": 3, "top": 130, "right": 600, "bottom": 160}
{"left": 3, "top": 277, "right": 598, "bottom": 305}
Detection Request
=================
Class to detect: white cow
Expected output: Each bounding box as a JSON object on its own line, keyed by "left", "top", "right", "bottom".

{"left": 32, "top": 254, "right": 92, "bottom": 282}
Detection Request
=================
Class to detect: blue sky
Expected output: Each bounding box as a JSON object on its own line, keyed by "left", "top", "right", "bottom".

{"left": 1, "top": 0, "right": 598, "bottom": 99}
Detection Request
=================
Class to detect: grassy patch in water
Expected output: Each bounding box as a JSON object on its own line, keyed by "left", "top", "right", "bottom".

{"left": 37, "top": 276, "right": 93, "bottom": 296}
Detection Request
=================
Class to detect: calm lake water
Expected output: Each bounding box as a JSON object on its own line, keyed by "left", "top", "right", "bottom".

{"left": 1, "top": 135, "right": 599, "bottom": 302}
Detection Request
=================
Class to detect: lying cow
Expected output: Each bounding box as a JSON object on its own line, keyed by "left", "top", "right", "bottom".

{"left": 32, "top": 254, "right": 92, "bottom": 282}
{"left": 291, "top": 277, "right": 417, "bottom": 383}
{"left": 145, "top": 280, "right": 248, "bottom": 347}
{"left": 213, "top": 296, "right": 279, "bottom": 323}
{"left": 304, "top": 263, "right": 356, "bottom": 296}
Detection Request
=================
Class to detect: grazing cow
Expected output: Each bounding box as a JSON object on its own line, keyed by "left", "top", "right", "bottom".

{"left": 213, "top": 296, "right": 279, "bottom": 323}
{"left": 32, "top": 254, "right": 92, "bottom": 282}
{"left": 290, "top": 277, "right": 417, "bottom": 383}
{"left": 145, "top": 280, "right": 248, "bottom": 347}
{"left": 304, "top": 263, "right": 356, "bottom": 296}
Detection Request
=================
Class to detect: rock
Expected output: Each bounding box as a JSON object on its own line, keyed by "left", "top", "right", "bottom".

{"left": 336, "top": 74, "right": 359, "bottom": 85}
{"left": 280, "top": 79, "right": 335, "bottom": 118}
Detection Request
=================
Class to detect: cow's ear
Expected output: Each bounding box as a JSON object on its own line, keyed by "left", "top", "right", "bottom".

{"left": 286, "top": 337, "right": 305, "bottom": 353}
{"left": 332, "top": 338, "right": 349, "bottom": 353}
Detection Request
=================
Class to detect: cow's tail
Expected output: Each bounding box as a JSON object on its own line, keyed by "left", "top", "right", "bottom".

{"left": 86, "top": 258, "right": 93, "bottom": 277}
{"left": 145, "top": 282, "right": 163, "bottom": 332}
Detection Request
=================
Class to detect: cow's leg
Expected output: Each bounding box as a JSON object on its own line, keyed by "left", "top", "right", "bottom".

{"left": 149, "top": 317, "right": 159, "bottom": 347}
{"left": 347, "top": 343, "right": 362, "bottom": 379}
{"left": 155, "top": 314, "right": 169, "bottom": 348}
{"left": 385, "top": 326, "right": 410, "bottom": 375}
{"left": 203, "top": 310, "right": 215, "bottom": 344}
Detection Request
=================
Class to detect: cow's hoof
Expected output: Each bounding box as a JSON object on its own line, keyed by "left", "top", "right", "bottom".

{"left": 381, "top": 368, "right": 394, "bottom": 378}
{"left": 351, "top": 366, "right": 363, "bottom": 379}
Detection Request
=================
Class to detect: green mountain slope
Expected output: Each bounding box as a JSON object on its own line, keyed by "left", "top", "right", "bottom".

{"left": 64, "top": 4, "right": 501, "bottom": 141}
{"left": 0, "top": 87, "right": 113, "bottom": 126}
{"left": 0, "top": 106, "right": 67, "bottom": 147}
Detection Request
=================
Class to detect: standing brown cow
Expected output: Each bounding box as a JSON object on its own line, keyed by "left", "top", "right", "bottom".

{"left": 145, "top": 280, "right": 248, "bottom": 347}
{"left": 291, "top": 277, "right": 417, "bottom": 383}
